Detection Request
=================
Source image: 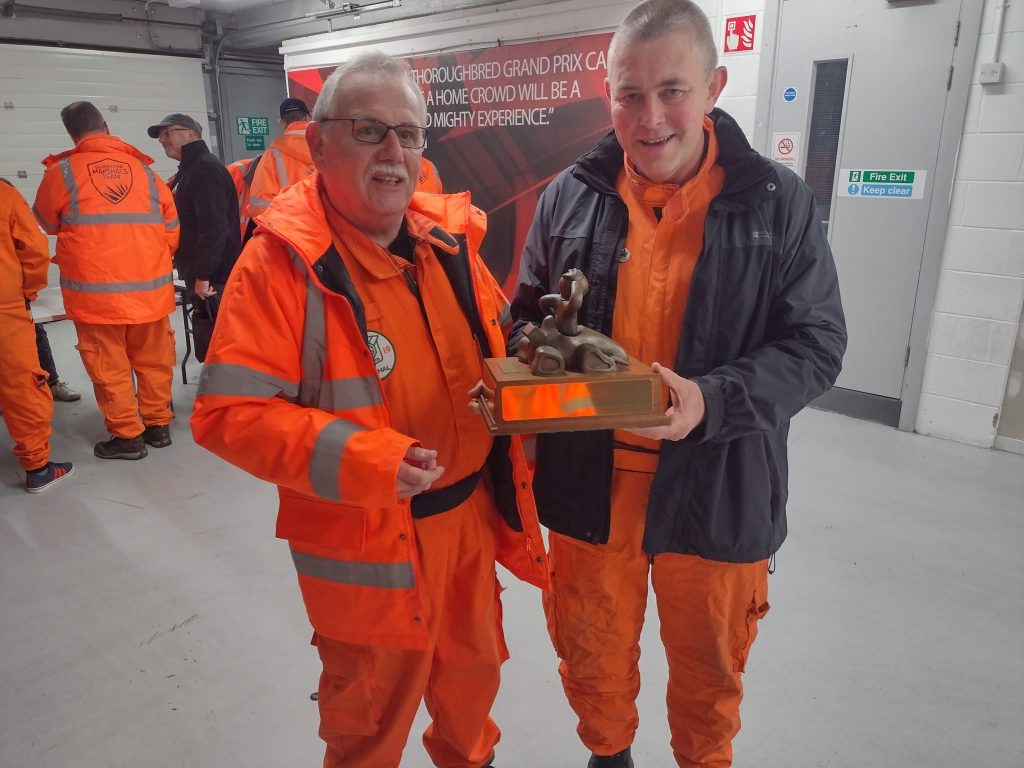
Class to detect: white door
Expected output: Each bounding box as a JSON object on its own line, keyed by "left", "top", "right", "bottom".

{"left": 767, "top": 0, "right": 964, "bottom": 419}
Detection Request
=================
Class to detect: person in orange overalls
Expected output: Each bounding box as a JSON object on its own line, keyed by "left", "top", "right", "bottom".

{"left": 0, "top": 178, "right": 75, "bottom": 492}
{"left": 510, "top": 2, "right": 847, "bottom": 767}
{"left": 190, "top": 52, "right": 549, "bottom": 768}
{"left": 417, "top": 156, "right": 444, "bottom": 193}
{"left": 245, "top": 97, "right": 314, "bottom": 219}
{"left": 226, "top": 153, "right": 262, "bottom": 240}
{"left": 33, "top": 101, "right": 180, "bottom": 460}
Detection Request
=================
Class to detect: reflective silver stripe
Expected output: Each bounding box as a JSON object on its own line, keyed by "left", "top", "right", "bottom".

{"left": 310, "top": 418, "right": 360, "bottom": 501}
{"left": 272, "top": 146, "right": 288, "bottom": 187}
{"left": 32, "top": 204, "right": 57, "bottom": 233}
{"left": 248, "top": 195, "right": 272, "bottom": 210}
{"left": 165, "top": 217, "right": 179, "bottom": 230}
{"left": 498, "top": 302, "right": 511, "bottom": 328}
{"left": 59, "top": 159, "right": 164, "bottom": 226}
{"left": 60, "top": 272, "right": 173, "bottom": 294}
{"left": 291, "top": 246, "right": 327, "bottom": 408}
{"left": 291, "top": 550, "right": 414, "bottom": 589}
{"left": 197, "top": 362, "right": 298, "bottom": 400}
{"left": 320, "top": 376, "right": 383, "bottom": 411}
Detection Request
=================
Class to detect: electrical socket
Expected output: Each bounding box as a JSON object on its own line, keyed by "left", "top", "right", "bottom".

{"left": 979, "top": 62, "right": 1005, "bottom": 85}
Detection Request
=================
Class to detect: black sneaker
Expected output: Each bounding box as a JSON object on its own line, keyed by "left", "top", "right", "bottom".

{"left": 142, "top": 424, "right": 172, "bottom": 448}
{"left": 94, "top": 435, "right": 148, "bottom": 460}
{"left": 25, "top": 461, "right": 75, "bottom": 493}
{"left": 588, "top": 748, "right": 634, "bottom": 768}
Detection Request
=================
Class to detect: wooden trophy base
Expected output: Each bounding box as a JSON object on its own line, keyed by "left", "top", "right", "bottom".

{"left": 477, "top": 356, "right": 670, "bottom": 435}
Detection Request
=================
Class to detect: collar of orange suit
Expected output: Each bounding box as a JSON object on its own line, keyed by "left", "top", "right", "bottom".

{"left": 318, "top": 180, "right": 461, "bottom": 281}
{"left": 622, "top": 115, "right": 720, "bottom": 223}
{"left": 40, "top": 134, "right": 156, "bottom": 168}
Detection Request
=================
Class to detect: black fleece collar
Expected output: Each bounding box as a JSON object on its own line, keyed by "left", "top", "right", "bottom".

{"left": 177, "top": 139, "right": 210, "bottom": 171}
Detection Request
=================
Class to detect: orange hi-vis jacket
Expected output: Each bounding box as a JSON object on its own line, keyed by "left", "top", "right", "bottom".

{"left": 191, "top": 174, "right": 549, "bottom": 650}
{"left": 417, "top": 158, "right": 443, "bottom": 194}
{"left": 226, "top": 154, "right": 261, "bottom": 239}
{"left": 33, "top": 134, "right": 179, "bottom": 325}
{"left": 1, "top": 181, "right": 50, "bottom": 309}
{"left": 245, "top": 122, "right": 313, "bottom": 218}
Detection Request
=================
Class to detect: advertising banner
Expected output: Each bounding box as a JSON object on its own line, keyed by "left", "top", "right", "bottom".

{"left": 287, "top": 32, "right": 613, "bottom": 293}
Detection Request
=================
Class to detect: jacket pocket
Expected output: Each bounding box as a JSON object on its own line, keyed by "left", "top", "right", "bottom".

{"left": 277, "top": 489, "right": 368, "bottom": 552}
{"left": 313, "top": 633, "right": 383, "bottom": 738}
{"left": 734, "top": 579, "right": 770, "bottom": 673}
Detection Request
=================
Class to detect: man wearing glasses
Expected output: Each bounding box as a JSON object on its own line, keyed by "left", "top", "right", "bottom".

{"left": 191, "top": 52, "right": 549, "bottom": 768}
{"left": 148, "top": 113, "right": 240, "bottom": 313}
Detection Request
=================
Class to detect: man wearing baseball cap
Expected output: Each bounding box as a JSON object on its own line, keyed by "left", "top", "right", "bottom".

{"left": 245, "top": 97, "right": 315, "bottom": 219}
{"left": 148, "top": 112, "right": 240, "bottom": 331}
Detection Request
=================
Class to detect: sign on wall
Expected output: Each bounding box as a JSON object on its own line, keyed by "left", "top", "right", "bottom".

{"left": 838, "top": 168, "right": 928, "bottom": 200}
{"left": 771, "top": 131, "right": 800, "bottom": 169}
{"left": 722, "top": 14, "right": 758, "bottom": 54}
{"left": 236, "top": 116, "right": 270, "bottom": 136}
{"left": 287, "top": 33, "right": 613, "bottom": 293}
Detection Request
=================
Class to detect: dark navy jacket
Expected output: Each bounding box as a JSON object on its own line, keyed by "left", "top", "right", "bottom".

{"left": 509, "top": 108, "right": 847, "bottom": 562}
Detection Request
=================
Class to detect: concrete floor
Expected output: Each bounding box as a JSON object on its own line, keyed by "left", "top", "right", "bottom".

{"left": 2, "top": 315, "right": 1022, "bottom": 768}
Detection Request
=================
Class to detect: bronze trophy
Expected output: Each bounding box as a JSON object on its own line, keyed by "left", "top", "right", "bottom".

{"left": 477, "top": 269, "right": 670, "bottom": 435}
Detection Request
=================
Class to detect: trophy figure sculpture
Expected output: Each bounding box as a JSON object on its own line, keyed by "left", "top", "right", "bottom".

{"left": 476, "top": 268, "right": 669, "bottom": 435}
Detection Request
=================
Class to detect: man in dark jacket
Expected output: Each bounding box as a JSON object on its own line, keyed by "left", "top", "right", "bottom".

{"left": 510, "top": 2, "right": 847, "bottom": 767}
{"left": 148, "top": 113, "right": 240, "bottom": 304}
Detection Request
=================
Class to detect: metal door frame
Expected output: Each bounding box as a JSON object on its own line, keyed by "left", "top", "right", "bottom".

{"left": 752, "top": 0, "right": 985, "bottom": 432}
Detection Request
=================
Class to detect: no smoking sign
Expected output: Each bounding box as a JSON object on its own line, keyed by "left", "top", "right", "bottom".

{"left": 771, "top": 132, "right": 801, "bottom": 169}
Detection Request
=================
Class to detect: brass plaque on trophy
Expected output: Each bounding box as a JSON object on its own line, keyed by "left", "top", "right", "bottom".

{"left": 477, "top": 269, "right": 670, "bottom": 435}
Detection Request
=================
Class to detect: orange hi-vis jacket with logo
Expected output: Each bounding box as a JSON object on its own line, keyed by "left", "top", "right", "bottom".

{"left": 1, "top": 180, "right": 51, "bottom": 309}
{"left": 245, "top": 122, "right": 313, "bottom": 218}
{"left": 191, "top": 174, "right": 549, "bottom": 650}
{"left": 33, "top": 134, "right": 179, "bottom": 325}
{"left": 226, "top": 154, "right": 261, "bottom": 239}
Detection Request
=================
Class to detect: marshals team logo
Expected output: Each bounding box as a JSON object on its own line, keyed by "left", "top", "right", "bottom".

{"left": 87, "top": 158, "right": 133, "bottom": 204}
{"left": 368, "top": 331, "right": 396, "bottom": 379}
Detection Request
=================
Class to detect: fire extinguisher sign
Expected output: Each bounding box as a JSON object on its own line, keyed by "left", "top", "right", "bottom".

{"left": 723, "top": 14, "right": 758, "bottom": 54}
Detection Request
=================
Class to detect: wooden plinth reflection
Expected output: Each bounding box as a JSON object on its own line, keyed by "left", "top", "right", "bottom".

{"left": 477, "top": 357, "right": 670, "bottom": 435}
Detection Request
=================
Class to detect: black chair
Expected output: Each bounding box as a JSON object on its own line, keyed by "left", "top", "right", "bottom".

{"left": 174, "top": 283, "right": 193, "bottom": 384}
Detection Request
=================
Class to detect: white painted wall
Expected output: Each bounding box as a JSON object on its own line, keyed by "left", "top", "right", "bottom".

{"left": 916, "top": 0, "right": 1024, "bottom": 447}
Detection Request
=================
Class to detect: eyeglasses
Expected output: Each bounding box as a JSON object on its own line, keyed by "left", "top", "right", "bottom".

{"left": 158, "top": 127, "right": 192, "bottom": 140}
{"left": 319, "top": 117, "right": 428, "bottom": 149}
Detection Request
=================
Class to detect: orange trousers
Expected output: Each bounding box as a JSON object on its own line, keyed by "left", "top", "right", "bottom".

{"left": 74, "top": 317, "right": 175, "bottom": 438}
{"left": 314, "top": 484, "right": 507, "bottom": 768}
{"left": 543, "top": 470, "right": 770, "bottom": 768}
{"left": 0, "top": 303, "right": 53, "bottom": 470}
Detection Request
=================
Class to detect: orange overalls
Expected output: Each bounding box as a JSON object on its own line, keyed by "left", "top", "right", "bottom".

{"left": 543, "top": 119, "right": 771, "bottom": 768}
{"left": 33, "top": 134, "right": 179, "bottom": 440}
{"left": 0, "top": 181, "right": 54, "bottom": 470}
{"left": 245, "top": 122, "right": 314, "bottom": 218}
{"left": 315, "top": 196, "right": 505, "bottom": 768}
{"left": 190, "top": 175, "right": 548, "bottom": 768}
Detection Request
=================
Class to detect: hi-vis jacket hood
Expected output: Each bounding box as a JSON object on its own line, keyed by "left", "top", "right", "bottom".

{"left": 33, "top": 134, "right": 178, "bottom": 324}
{"left": 192, "top": 173, "right": 548, "bottom": 649}
{"left": 245, "top": 122, "right": 313, "bottom": 217}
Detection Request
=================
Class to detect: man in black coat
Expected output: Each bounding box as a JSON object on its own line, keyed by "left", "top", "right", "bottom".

{"left": 509, "top": 2, "right": 847, "bottom": 767}
{"left": 148, "top": 113, "right": 240, "bottom": 304}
